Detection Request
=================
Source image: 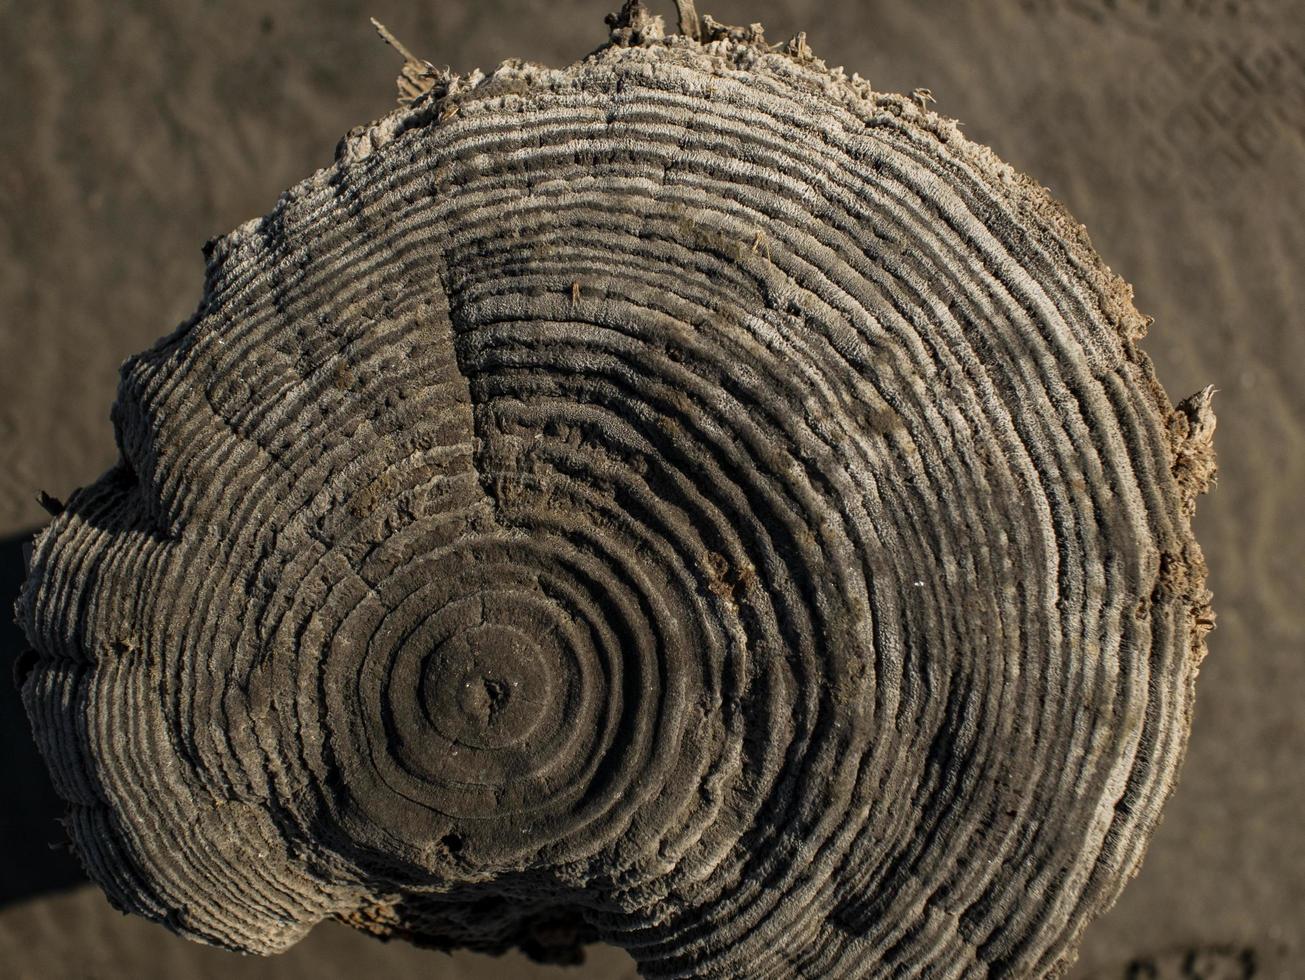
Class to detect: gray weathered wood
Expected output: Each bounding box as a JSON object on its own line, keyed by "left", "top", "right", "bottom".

{"left": 16, "top": 5, "right": 1216, "bottom": 977}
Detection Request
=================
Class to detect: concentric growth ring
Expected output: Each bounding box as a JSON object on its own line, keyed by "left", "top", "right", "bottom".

{"left": 17, "top": 9, "right": 1215, "bottom": 978}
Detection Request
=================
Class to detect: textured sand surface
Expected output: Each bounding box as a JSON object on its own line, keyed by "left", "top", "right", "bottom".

{"left": 1, "top": 1, "right": 1301, "bottom": 977}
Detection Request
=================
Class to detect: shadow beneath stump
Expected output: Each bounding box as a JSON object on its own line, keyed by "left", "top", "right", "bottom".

{"left": 0, "top": 527, "right": 87, "bottom": 907}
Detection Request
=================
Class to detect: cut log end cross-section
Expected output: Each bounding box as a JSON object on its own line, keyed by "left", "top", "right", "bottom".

{"left": 16, "top": 6, "right": 1216, "bottom": 978}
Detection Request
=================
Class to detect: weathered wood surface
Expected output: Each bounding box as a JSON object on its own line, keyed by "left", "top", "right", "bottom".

{"left": 17, "top": 5, "right": 1215, "bottom": 977}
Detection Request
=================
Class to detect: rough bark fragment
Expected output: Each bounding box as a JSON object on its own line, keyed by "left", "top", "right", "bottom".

{"left": 16, "top": 12, "right": 1214, "bottom": 979}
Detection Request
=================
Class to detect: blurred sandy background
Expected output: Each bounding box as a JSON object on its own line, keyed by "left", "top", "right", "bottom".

{"left": 1, "top": 1, "right": 1301, "bottom": 977}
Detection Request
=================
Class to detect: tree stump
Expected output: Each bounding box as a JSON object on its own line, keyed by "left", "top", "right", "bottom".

{"left": 16, "top": 5, "right": 1216, "bottom": 977}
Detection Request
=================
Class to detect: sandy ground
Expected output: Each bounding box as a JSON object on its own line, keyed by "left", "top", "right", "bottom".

{"left": 1, "top": 1, "right": 1301, "bottom": 977}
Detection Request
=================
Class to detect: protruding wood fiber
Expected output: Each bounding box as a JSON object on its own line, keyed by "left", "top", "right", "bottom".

{"left": 17, "top": 7, "right": 1216, "bottom": 977}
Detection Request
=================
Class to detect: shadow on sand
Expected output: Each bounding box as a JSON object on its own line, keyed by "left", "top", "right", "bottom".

{"left": 0, "top": 528, "right": 87, "bottom": 906}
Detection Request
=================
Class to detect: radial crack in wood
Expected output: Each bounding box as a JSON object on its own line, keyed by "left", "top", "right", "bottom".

{"left": 15, "top": 11, "right": 1215, "bottom": 979}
